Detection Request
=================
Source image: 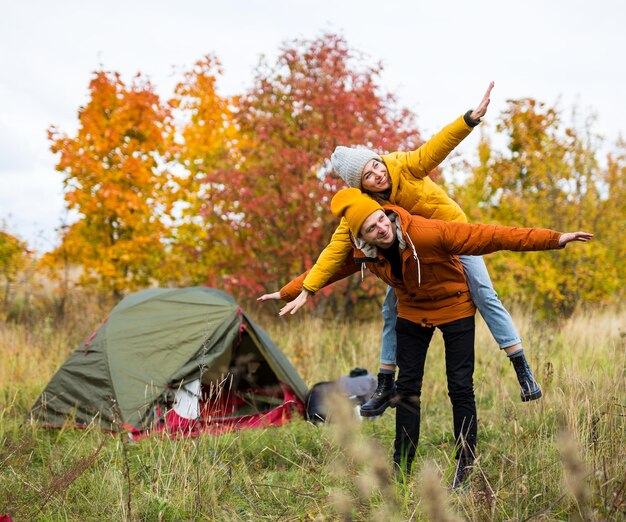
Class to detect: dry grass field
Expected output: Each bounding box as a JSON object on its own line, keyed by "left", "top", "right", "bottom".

{"left": 0, "top": 295, "right": 624, "bottom": 520}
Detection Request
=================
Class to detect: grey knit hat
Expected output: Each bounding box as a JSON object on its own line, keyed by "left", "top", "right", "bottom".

{"left": 331, "top": 146, "right": 382, "bottom": 189}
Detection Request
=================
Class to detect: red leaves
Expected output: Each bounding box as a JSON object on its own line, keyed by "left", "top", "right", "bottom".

{"left": 192, "top": 34, "right": 419, "bottom": 302}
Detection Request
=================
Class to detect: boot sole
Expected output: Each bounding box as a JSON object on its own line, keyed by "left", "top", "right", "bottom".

{"left": 521, "top": 389, "right": 543, "bottom": 402}
{"left": 359, "top": 400, "right": 395, "bottom": 417}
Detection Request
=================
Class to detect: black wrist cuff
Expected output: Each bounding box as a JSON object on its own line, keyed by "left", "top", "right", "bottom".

{"left": 464, "top": 110, "right": 481, "bottom": 127}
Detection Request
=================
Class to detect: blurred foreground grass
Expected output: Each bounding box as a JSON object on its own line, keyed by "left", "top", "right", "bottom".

{"left": 0, "top": 301, "right": 624, "bottom": 520}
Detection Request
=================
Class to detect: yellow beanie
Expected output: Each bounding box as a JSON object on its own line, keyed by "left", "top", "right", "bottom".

{"left": 331, "top": 188, "right": 383, "bottom": 237}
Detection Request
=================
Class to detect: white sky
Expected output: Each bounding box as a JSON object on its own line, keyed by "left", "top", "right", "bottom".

{"left": 1, "top": 0, "right": 624, "bottom": 251}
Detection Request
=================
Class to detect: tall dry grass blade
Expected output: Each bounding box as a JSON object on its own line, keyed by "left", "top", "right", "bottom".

{"left": 557, "top": 429, "right": 594, "bottom": 522}
{"left": 417, "top": 461, "right": 464, "bottom": 522}
{"left": 324, "top": 389, "right": 401, "bottom": 520}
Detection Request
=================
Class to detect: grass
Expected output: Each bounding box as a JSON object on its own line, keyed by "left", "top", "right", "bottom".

{"left": 0, "top": 298, "right": 624, "bottom": 520}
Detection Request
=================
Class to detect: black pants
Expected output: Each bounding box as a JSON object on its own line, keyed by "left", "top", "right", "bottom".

{"left": 393, "top": 316, "right": 477, "bottom": 472}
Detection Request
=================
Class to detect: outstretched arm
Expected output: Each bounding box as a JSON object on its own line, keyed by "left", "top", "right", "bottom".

{"left": 257, "top": 219, "right": 354, "bottom": 317}
{"left": 300, "top": 218, "right": 353, "bottom": 293}
{"left": 390, "top": 82, "right": 495, "bottom": 179}
{"left": 434, "top": 219, "right": 593, "bottom": 256}
{"left": 257, "top": 255, "right": 361, "bottom": 316}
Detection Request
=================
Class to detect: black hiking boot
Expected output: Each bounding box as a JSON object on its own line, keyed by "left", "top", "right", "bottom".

{"left": 359, "top": 372, "right": 396, "bottom": 417}
{"left": 511, "top": 353, "right": 542, "bottom": 402}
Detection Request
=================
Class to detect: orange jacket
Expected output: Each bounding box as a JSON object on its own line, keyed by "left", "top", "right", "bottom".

{"left": 280, "top": 206, "right": 563, "bottom": 326}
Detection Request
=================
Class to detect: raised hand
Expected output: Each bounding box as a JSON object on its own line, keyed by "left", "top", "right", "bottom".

{"left": 557, "top": 231, "right": 594, "bottom": 247}
{"left": 469, "top": 81, "right": 495, "bottom": 121}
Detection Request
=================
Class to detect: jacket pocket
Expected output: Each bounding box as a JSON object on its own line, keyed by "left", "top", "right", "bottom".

{"left": 415, "top": 256, "right": 468, "bottom": 300}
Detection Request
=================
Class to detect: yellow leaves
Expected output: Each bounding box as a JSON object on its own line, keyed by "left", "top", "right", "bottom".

{"left": 453, "top": 98, "right": 625, "bottom": 317}
{"left": 0, "top": 230, "right": 30, "bottom": 283}
{"left": 170, "top": 56, "right": 234, "bottom": 187}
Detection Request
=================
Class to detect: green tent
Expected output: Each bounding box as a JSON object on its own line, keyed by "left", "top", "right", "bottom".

{"left": 31, "top": 287, "right": 308, "bottom": 435}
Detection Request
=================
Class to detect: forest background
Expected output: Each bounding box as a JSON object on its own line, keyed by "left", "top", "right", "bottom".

{"left": 1, "top": 33, "right": 624, "bottom": 319}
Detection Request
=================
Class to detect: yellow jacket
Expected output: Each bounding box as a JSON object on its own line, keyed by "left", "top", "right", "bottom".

{"left": 301, "top": 114, "right": 473, "bottom": 294}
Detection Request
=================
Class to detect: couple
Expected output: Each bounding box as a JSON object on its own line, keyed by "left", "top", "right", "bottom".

{"left": 258, "top": 83, "right": 592, "bottom": 486}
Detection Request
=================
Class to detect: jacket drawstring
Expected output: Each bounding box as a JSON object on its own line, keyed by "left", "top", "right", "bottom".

{"left": 406, "top": 234, "right": 421, "bottom": 287}
{"left": 361, "top": 263, "right": 365, "bottom": 281}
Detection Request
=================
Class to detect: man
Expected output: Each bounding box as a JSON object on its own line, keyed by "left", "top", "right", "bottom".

{"left": 280, "top": 187, "right": 592, "bottom": 485}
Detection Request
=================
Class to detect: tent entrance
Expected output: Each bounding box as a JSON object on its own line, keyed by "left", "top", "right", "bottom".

{"left": 148, "top": 322, "right": 302, "bottom": 439}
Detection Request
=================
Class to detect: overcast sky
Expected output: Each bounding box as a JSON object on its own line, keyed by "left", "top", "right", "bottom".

{"left": 1, "top": 0, "right": 624, "bottom": 250}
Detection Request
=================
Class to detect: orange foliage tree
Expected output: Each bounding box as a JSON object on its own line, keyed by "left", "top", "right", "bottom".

{"left": 162, "top": 56, "right": 238, "bottom": 285}
{"left": 189, "top": 34, "right": 419, "bottom": 311}
{"left": 47, "top": 71, "right": 173, "bottom": 298}
{"left": 451, "top": 99, "right": 625, "bottom": 316}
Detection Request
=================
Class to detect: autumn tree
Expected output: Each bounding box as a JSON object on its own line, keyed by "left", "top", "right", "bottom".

{"left": 47, "top": 71, "right": 173, "bottom": 298}
{"left": 594, "top": 138, "right": 626, "bottom": 301}
{"left": 190, "top": 34, "right": 418, "bottom": 311}
{"left": 162, "top": 56, "right": 237, "bottom": 285}
{"left": 0, "top": 228, "right": 31, "bottom": 308}
{"left": 452, "top": 99, "right": 625, "bottom": 316}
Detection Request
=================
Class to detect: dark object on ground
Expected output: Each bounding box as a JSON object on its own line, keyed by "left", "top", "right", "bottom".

{"left": 305, "top": 370, "right": 377, "bottom": 424}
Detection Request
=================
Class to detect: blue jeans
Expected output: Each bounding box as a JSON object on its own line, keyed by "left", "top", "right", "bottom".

{"left": 381, "top": 286, "right": 399, "bottom": 365}
{"left": 379, "top": 255, "right": 521, "bottom": 365}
